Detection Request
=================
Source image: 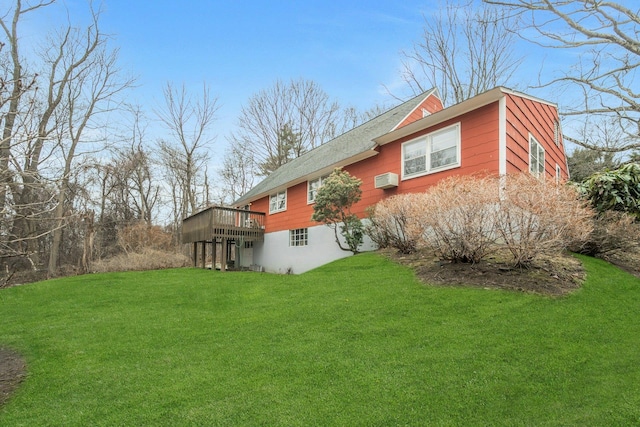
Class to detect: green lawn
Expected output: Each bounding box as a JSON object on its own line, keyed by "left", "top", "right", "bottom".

{"left": 0, "top": 253, "right": 639, "bottom": 426}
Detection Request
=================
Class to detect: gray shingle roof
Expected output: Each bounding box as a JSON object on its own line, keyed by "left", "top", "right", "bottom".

{"left": 233, "top": 89, "right": 436, "bottom": 206}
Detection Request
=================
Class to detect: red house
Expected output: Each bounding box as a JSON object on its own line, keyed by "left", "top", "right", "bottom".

{"left": 184, "top": 87, "right": 568, "bottom": 273}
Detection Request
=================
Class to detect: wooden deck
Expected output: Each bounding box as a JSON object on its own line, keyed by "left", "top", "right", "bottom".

{"left": 182, "top": 206, "right": 265, "bottom": 271}
{"left": 182, "top": 206, "right": 265, "bottom": 243}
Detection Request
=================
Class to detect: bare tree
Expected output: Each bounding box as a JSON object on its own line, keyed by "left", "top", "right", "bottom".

{"left": 229, "top": 78, "right": 346, "bottom": 176}
{"left": 0, "top": 1, "right": 133, "bottom": 276}
{"left": 395, "top": 1, "right": 523, "bottom": 105}
{"left": 483, "top": 0, "right": 640, "bottom": 152}
{"left": 219, "top": 142, "right": 256, "bottom": 204}
{"left": 0, "top": 0, "right": 51, "bottom": 214}
{"left": 117, "top": 105, "right": 159, "bottom": 225}
{"left": 156, "top": 82, "right": 219, "bottom": 231}
{"left": 43, "top": 13, "right": 133, "bottom": 275}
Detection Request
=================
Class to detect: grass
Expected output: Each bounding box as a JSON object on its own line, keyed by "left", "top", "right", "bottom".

{"left": 0, "top": 253, "right": 639, "bottom": 426}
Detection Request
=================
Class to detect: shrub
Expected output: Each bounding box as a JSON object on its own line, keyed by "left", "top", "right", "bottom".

{"left": 496, "top": 174, "right": 594, "bottom": 266}
{"left": 571, "top": 211, "right": 640, "bottom": 256}
{"left": 312, "top": 168, "right": 364, "bottom": 254}
{"left": 366, "top": 193, "right": 425, "bottom": 254}
{"left": 91, "top": 249, "right": 190, "bottom": 273}
{"left": 117, "top": 222, "right": 174, "bottom": 254}
{"left": 418, "top": 175, "right": 500, "bottom": 263}
{"left": 578, "top": 162, "right": 640, "bottom": 219}
{"left": 368, "top": 173, "right": 593, "bottom": 266}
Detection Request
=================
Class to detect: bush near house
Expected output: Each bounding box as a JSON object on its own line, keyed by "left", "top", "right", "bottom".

{"left": 578, "top": 162, "right": 640, "bottom": 219}
{"left": 496, "top": 173, "right": 593, "bottom": 266}
{"left": 311, "top": 168, "right": 364, "bottom": 254}
{"left": 367, "top": 173, "right": 593, "bottom": 266}
{"left": 419, "top": 175, "right": 501, "bottom": 264}
{"left": 365, "top": 193, "right": 425, "bottom": 254}
{"left": 571, "top": 163, "right": 640, "bottom": 266}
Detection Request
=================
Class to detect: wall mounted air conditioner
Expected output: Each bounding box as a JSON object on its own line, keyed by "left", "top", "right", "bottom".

{"left": 374, "top": 172, "right": 399, "bottom": 189}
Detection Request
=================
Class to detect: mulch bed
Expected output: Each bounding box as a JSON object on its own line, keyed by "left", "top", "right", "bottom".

{"left": 381, "top": 248, "right": 587, "bottom": 297}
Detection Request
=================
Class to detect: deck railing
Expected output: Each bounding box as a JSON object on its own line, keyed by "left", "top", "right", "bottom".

{"left": 182, "top": 206, "right": 265, "bottom": 243}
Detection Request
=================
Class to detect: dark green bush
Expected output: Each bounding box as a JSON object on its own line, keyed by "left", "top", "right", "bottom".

{"left": 578, "top": 163, "right": 640, "bottom": 220}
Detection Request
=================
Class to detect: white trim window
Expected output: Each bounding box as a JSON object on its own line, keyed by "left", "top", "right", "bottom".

{"left": 269, "top": 190, "right": 287, "bottom": 214}
{"left": 529, "top": 135, "right": 545, "bottom": 178}
{"left": 556, "top": 164, "right": 562, "bottom": 183}
{"left": 402, "top": 123, "right": 460, "bottom": 179}
{"left": 289, "top": 228, "right": 308, "bottom": 246}
{"left": 307, "top": 175, "right": 328, "bottom": 203}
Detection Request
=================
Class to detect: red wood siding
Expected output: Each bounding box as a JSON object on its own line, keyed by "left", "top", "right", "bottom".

{"left": 254, "top": 92, "right": 567, "bottom": 234}
{"left": 504, "top": 94, "right": 567, "bottom": 179}
{"left": 259, "top": 101, "right": 500, "bottom": 233}
{"left": 395, "top": 93, "right": 444, "bottom": 129}
{"left": 348, "top": 102, "right": 500, "bottom": 215}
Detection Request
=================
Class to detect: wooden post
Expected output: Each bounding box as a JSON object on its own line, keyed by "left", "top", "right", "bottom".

{"left": 193, "top": 242, "right": 197, "bottom": 267}
{"left": 201, "top": 241, "right": 206, "bottom": 269}
{"left": 221, "top": 237, "right": 227, "bottom": 272}
{"left": 212, "top": 239, "right": 217, "bottom": 271}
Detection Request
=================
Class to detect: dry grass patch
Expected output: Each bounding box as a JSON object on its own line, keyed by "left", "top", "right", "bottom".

{"left": 91, "top": 249, "right": 190, "bottom": 273}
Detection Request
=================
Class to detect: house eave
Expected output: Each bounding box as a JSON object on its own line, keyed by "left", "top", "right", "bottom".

{"left": 373, "top": 87, "right": 558, "bottom": 146}
{"left": 374, "top": 87, "right": 506, "bottom": 145}
{"left": 233, "top": 147, "right": 379, "bottom": 207}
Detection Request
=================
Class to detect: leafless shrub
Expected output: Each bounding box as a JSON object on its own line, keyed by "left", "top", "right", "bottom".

{"left": 418, "top": 175, "right": 501, "bottom": 263}
{"left": 91, "top": 249, "right": 190, "bottom": 273}
{"left": 117, "top": 222, "right": 174, "bottom": 254}
{"left": 496, "top": 174, "right": 594, "bottom": 267}
{"left": 366, "top": 193, "right": 425, "bottom": 254}
{"left": 571, "top": 211, "right": 640, "bottom": 257}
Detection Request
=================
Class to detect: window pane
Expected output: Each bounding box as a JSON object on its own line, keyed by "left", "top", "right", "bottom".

{"left": 430, "top": 126, "right": 458, "bottom": 169}
{"left": 431, "top": 146, "right": 457, "bottom": 169}
{"left": 529, "top": 137, "right": 544, "bottom": 177}
{"left": 431, "top": 127, "right": 458, "bottom": 152}
{"left": 404, "top": 140, "right": 427, "bottom": 175}
{"left": 404, "top": 141, "right": 426, "bottom": 160}
{"left": 538, "top": 150, "right": 545, "bottom": 175}
{"left": 289, "top": 228, "right": 308, "bottom": 246}
{"left": 270, "top": 191, "right": 286, "bottom": 213}
{"left": 308, "top": 178, "right": 319, "bottom": 202}
{"left": 404, "top": 156, "right": 426, "bottom": 175}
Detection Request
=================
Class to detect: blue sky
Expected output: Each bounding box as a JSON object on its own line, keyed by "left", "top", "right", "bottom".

{"left": 19, "top": 0, "right": 578, "bottom": 156}
{"left": 32, "top": 0, "right": 440, "bottom": 144}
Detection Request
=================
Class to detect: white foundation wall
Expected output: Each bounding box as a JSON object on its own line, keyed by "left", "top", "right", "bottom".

{"left": 251, "top": 223, "right": 376, "bottom": 274}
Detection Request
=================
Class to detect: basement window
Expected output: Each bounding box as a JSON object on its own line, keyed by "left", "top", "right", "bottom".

{"left": 289, "top": 228, "right": 308, "bottom": 247}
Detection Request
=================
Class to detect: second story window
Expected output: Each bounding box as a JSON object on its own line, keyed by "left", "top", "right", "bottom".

{"left": 269, "top": 190, "right": 287, "bottom": 214}
{"left": 308, "top": 175, "right": 328, "bottom": 203}
{"left": 529, "top": 135, "right": 545, "bottom": 178}
{"left": 402, "top": 123, "right": 460, "bottom": 179}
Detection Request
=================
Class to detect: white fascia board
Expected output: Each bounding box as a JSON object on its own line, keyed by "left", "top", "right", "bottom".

{"left": 499, "top": 87, "right": 559, "bottom": 109}
{"left": 390, "top": 88, "right": 438, "bottom": 132}
{"left": 373, "top": 87, "right": 507, "bottom": 146}
{"left": 499, "top": 96, "right": 507, "bottom": 175}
